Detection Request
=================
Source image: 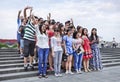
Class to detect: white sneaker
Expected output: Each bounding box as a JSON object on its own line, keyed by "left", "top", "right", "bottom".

{"left": 65, "top": 70, "right": 69, "bottom": 74}
{"left": 58, "top": 73, "right": 62, "bottom": 77}
{"left": 55, "top": 73, "right": 59, "bottom": 77}
{"left": 78, "top": 70, "right": 82, "bottom": 74}
{"left": 76, "top": 69, "right": 79, "bottom": 73}
{"left": 69, "top": 71, "right": 74, "bottom": 74}
{"left": 33, "top": 59, "right": 36, "bottom": 64}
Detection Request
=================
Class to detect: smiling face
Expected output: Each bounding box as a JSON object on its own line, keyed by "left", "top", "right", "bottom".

{"left": 84, "top": 28, "right": 88, "bottom": 35}
{"left": 54, "top": 29, "right": 59, "bottom": 36}
{"left": 41, "top": 24, "right": 46, "bottom": 33}
{"left": 92, "top": 29, "right": 97, "bottom": 35}
{"left": 91, "top": 28, "right": 97, "bottom": 35}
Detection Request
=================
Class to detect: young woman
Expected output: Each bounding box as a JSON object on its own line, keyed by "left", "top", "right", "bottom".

{"left": 51, "top": 28, "right": 63, "bottom": 77}
{"left": 73, "top": 31, "right": 84, "bottom": 73}
{"left": 77, "top": 25, "right": 83, "bottom": 37}
{"left": 47, "top": 24, "right": 55, "bottom": 71}
{"left": 63, "top": 28, "right": 74, "bottom": 74}
{"left": 81, "top": 28, "right": 92, "bottom": 72}
{"left": 89, "top": 28, "right": 103, "bottom": 71}
{"left": 36, "top": 24, "right": 49, "bottom": 78}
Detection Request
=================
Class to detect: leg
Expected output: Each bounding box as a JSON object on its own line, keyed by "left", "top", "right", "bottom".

{"left": 68, "top": 55, "right": 74, "bottom": 74}
{"left": 58, "top": 51, "right": 63, "bottom": 74}
{"left": 78, "top": 53, "right": 83, "bottom": 71}
{"left": 83, "top": 59, "right": 88, "bottom": 72}
{"left": 65, "top": 57, "right": 69, "bottom": 74}
{"left": 74, "top": 52, "right": 79, "bottom": 72}
{"left": 29, "top": 41, "right": 35, "bottom": 65}
{"left": 38, "top": 48, "right": 43, "bottom": 75}
{"left": 48, "top": 49, "right": 54, "bottom": 71}
{"left": 43, "top": 48, "right": 49, "bottom": 75}
{"left": 23, "top": 39, "right": 30, "bottom": 70}
{"left": 53, "top": 52, "right": 58, "bottom": 74}
{"left": 86, "top": 59, "right": 91, "bottom": 72}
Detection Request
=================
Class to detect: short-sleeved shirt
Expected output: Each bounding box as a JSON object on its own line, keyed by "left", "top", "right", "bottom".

{"left": 23, "top": 20, "right": 36, "bottom": 41}
{"left": 51, "top": 36, "right": 63, "bottom": 52}
{"left": 63, "top": 35, "right": 73, "bottom": 55}
{"left": 73, "top": 38, "right": 83, "bottom": 50}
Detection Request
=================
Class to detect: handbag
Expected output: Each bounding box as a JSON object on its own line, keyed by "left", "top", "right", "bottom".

{"left": 62, "top": 53, "right": 68, "bottom": 62}
{"left": 76, "top": 46, "right": 84, "bottom": 55}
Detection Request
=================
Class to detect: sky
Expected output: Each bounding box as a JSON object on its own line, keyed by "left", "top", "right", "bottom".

{"left": 0, "top": 0, "right": 120, "bottom": 42}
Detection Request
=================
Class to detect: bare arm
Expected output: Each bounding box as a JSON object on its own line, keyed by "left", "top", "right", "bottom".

{"left": 47, "top": 13, "right": 51, "bottom": 21}
{"left": 70, "top": 18, "right": 74, "bottom": 26}
{"left": 18, "top": 10, "right": 22, "bottom": 19}
{"left": 24, "top": 6, "right": 32, "bottom": 20}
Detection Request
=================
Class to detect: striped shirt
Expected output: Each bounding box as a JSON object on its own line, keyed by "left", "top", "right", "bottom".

{"left": 23, "top": 21, "right": 36, "bottom": 41}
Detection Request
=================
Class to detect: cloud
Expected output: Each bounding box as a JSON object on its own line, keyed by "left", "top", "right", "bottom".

{"left": 0, "top": 0, "right": 120, "bottom": 42}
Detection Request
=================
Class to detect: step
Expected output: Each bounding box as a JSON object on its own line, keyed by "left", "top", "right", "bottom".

{"left": 103, "top": 62, "right": 120, "bottom": 67}
{"left": 0, "top": 66, "right": 38, "bottom": 74}
{"left": 0, "top": 63, "right": 24, "bottom": 69}
{"left": 101, "top": 51, "right": 120, "bottom": 54}
{"left": 102, "top": 59, "right": 120, "bottom": 63}
{"left": 101, "top": 56, "right": 120, "bottom": 60}
{"left": 0, "top": 54, "right": 19, "bottom": 57}
{"left": 0, "top": 60, "right": 23, "bottom": 64}
{"left": 0, "top": 52, "right": 18, "bottom": 55}
{"left": 0, "top": 57, "right": 21, "bottom": 61}
{"left": 0, "top": 49, "right": 18, "bottom": 52}
{"left": 0, "top": 71, "right": 38, "bottom": 81}
{"left": 101, "top": 55, "right": 120, "bottom": 57}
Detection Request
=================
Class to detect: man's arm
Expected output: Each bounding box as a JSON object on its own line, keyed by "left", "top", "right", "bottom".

{"left": 24, "top": 6, "right": 32, "bottom": 20}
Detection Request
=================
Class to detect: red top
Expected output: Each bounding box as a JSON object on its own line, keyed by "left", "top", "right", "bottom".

{"left": 46, "top": 30, "right": 54, "bottom": 46}
{"left": 82, "top": 36, "right": 92, "bottom": 54}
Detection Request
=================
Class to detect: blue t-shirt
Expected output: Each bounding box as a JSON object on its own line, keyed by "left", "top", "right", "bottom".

{"left": 63, "top": 35, "right": 73, "bottom": 55}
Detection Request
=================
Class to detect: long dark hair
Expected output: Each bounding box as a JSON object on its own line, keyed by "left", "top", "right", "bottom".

{"left": 77, "top": 25, "right": 82, "bottom": 32}
{"left": 81, "top": 28, "right": 88, "bottom": 37}
{"left": 39, "top": 24, "right": 46, "bottom": 35}
{"left": 90, "top": 28, "right": 98, "bottom": 41}
{"left": 73, "top": 31, "right": 78, "bottom": 39}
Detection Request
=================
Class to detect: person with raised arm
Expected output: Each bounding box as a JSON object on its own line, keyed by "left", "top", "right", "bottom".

{"left": 36, "top": 23, "right": 49, "bottom": 78}
{"left": 17, "top": 10, "right": 23, "bottom": 54}
{"left": 23, "top": 6, "right": 39, "bottom": 71}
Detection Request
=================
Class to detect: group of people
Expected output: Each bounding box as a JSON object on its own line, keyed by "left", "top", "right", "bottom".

{"left": 17, "top": 6, "right": 103, "bottom": 78}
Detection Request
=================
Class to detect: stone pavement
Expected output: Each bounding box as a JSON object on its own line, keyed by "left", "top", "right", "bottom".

{"left": 1, "top": 66, "right": 120, "bottom": 82}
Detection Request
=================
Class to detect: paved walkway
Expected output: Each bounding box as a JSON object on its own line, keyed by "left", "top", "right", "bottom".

{"left": 1, "top": 66, "right": 120, "bottom": 82}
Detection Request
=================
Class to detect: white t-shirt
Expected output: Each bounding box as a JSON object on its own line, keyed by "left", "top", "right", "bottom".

{"left": 35, "top": 26, "right": 49, "bottom": 48}
{"left": 51, "top": 36, "right": 63, "bottom": 52}
{"left": 73, "top": 38, "right": 83, "bottom": 50}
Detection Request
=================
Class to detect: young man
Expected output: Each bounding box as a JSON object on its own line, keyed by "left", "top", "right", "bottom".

{"left": 23, "top": 6, "right": 39, "bottom": 71}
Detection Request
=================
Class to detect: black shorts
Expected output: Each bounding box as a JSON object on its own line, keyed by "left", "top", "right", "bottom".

{"left": 23, "top": 39, "right": 35, "bottom": 57}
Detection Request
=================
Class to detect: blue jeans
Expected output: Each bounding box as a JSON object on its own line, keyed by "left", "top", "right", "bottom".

{"left": 73, "top": 52, "right": 83, "bottom": 70}
{"left": 53, "top": 51, "right": 63, "bottom": 74}
{"left": 38, "top": 48, "right": 49, "bottom": 75}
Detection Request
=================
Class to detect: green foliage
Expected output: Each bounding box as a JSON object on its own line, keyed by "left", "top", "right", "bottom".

{"left": 0, "top": 43, "right": 17, "bottom": 49}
